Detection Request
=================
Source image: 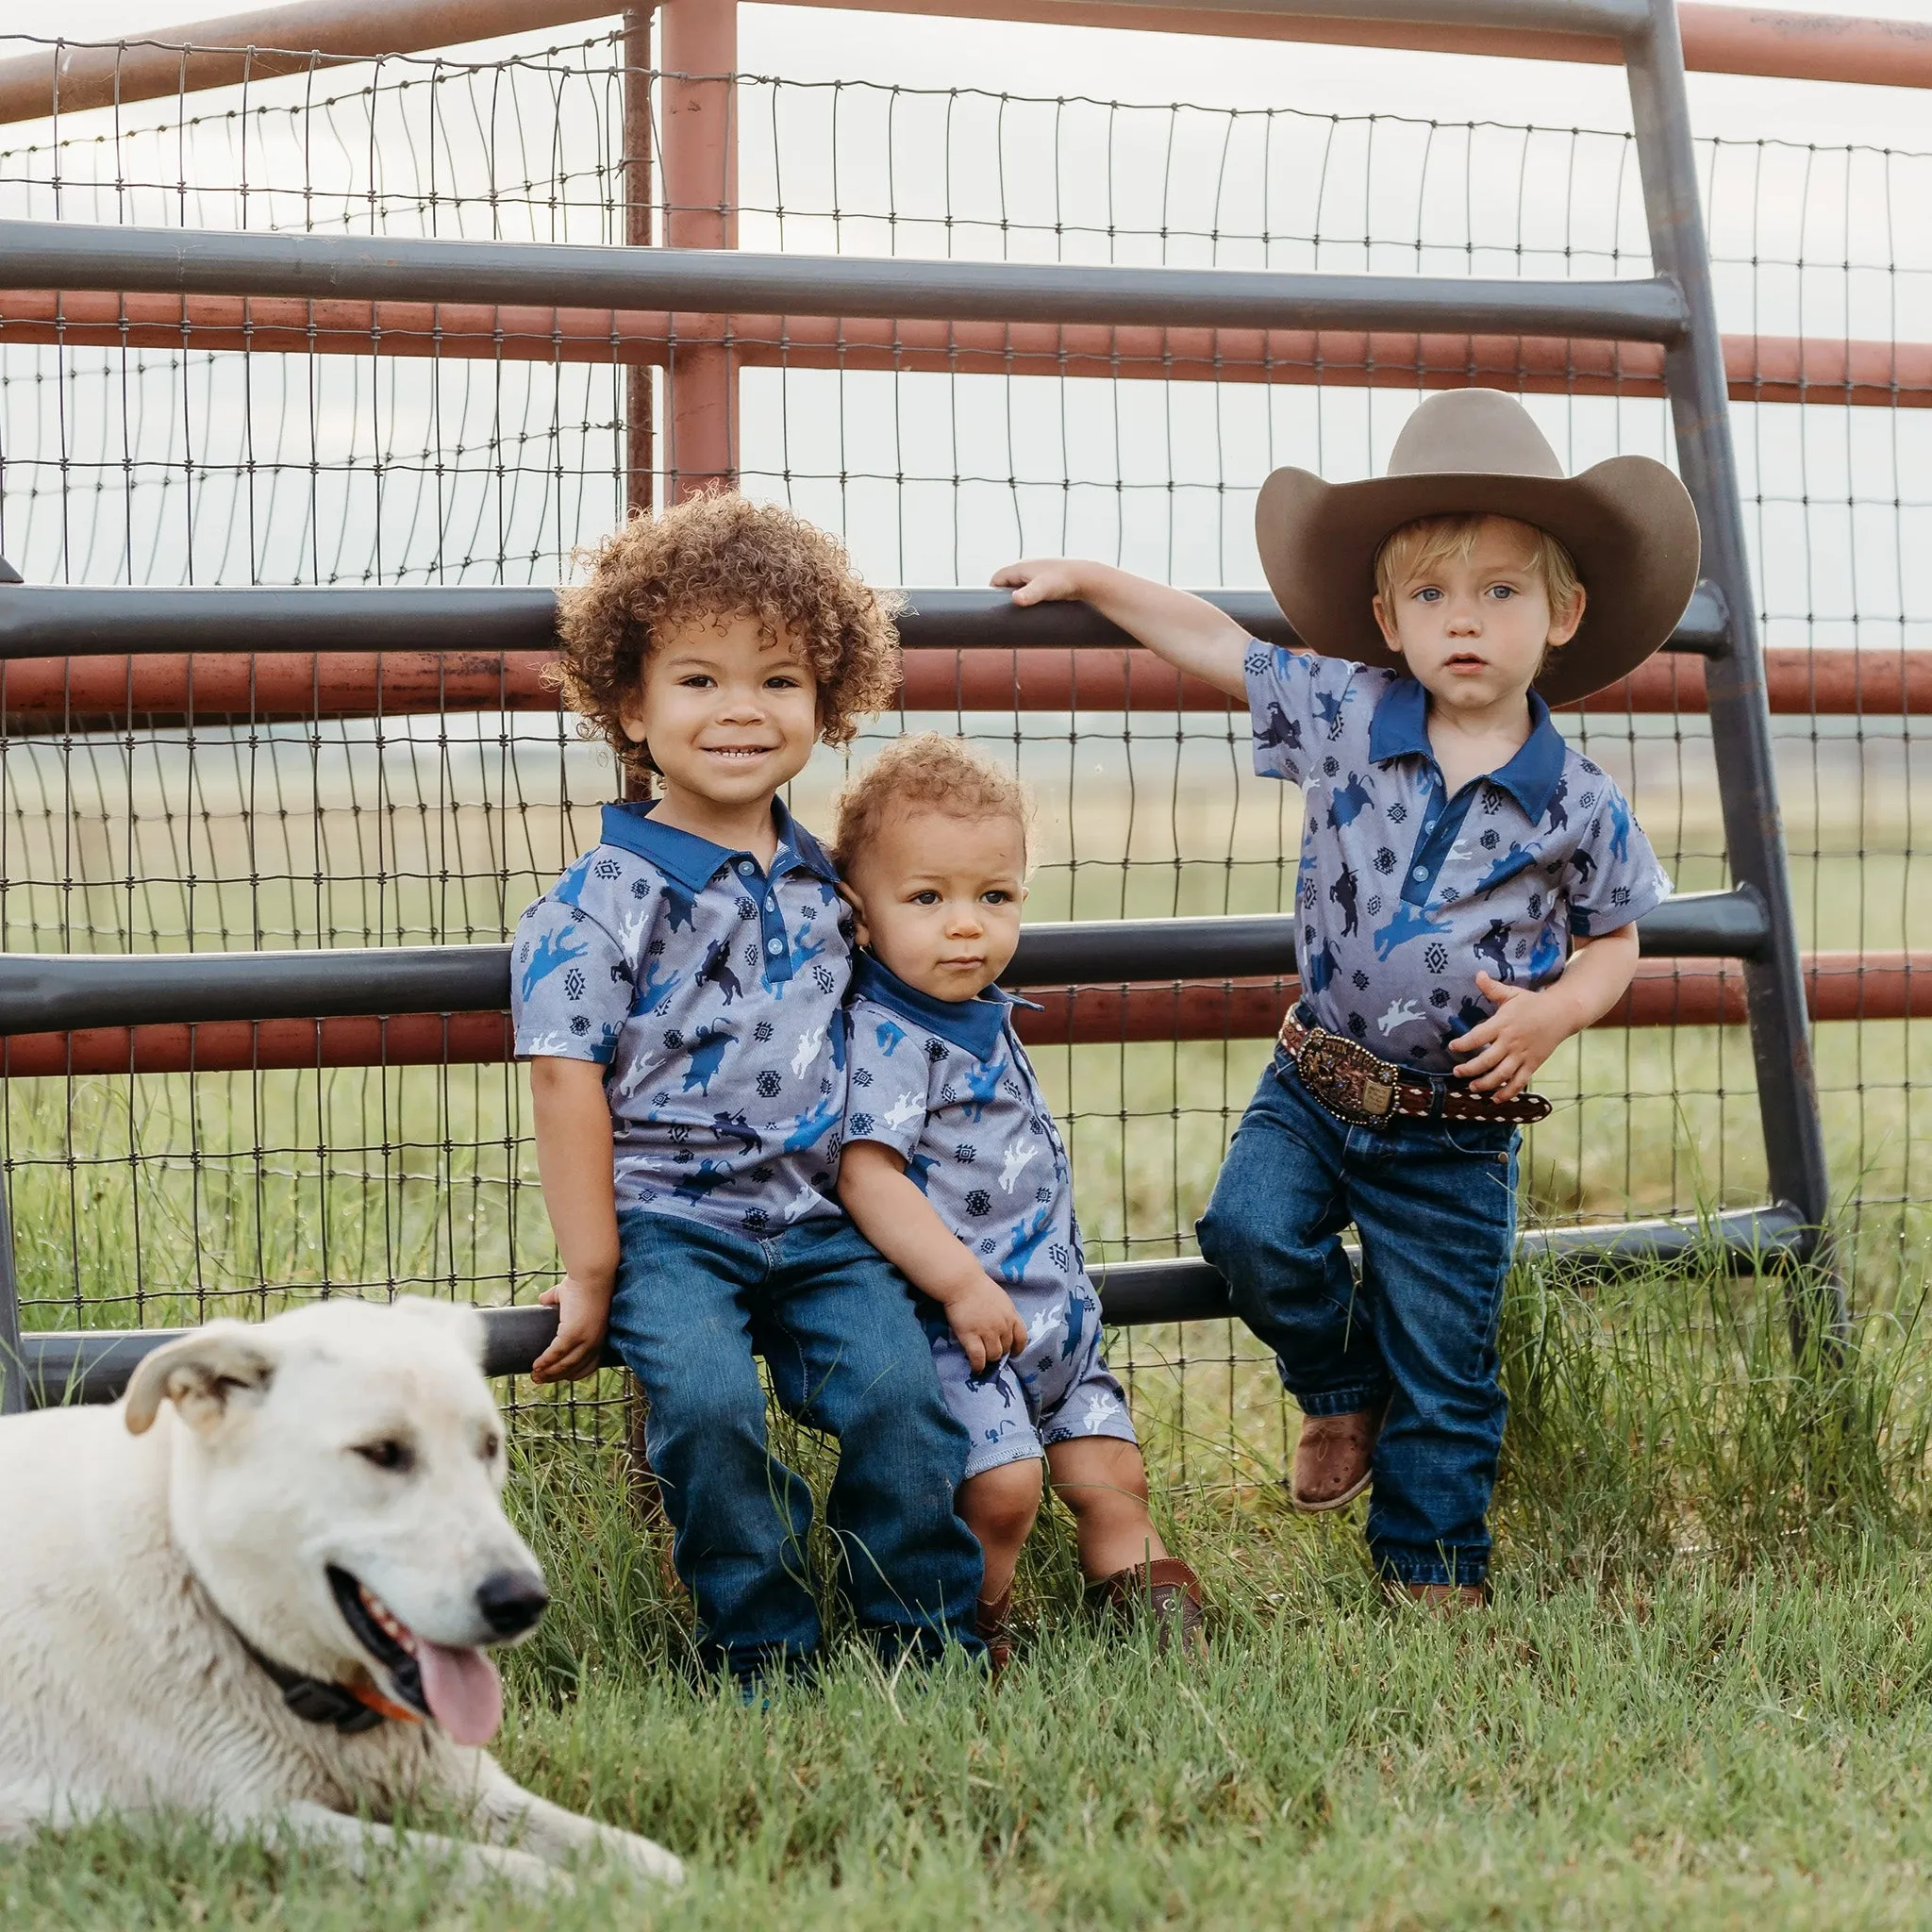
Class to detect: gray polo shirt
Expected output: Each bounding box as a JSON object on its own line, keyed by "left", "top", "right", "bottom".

{"left": 510, "top": 799, "right": 851, "bottom": 1233}
{"left": 1246, "top": 642, "right": 1671, "bottom": 1074}
{"left": 842, "top": 953, "right": 1092, "bottom": 1305}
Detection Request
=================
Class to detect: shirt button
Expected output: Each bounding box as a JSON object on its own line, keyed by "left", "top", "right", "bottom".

{"left": 766, "top": 937, "right": 784, "bottom": 954}
{"left": 1411, "top": 866, "right": 1428, "bottom": 881}
{"left": 765, "top": 895, "right": 775, "bottom": 911}
{"left": 1423, "top": 822, "right": 1436, "bottom": 835}
{"left": 737, "top": 860, "right": 757, "bottom": 877}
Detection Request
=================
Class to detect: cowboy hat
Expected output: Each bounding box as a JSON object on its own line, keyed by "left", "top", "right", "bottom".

{"left": 1254, "top": 388, "right": 1700, "bottom": 708}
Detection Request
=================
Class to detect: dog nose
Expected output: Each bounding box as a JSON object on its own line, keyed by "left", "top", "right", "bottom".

{"left": 475, "top": 1570, "right": 550, "bottom": 1636}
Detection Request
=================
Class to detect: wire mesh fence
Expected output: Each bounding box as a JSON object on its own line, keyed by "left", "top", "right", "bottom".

{"left": 0, "top": 26, "right": 1927, "bottom": 1479}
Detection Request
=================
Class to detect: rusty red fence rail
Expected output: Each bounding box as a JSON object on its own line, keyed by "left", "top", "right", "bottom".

{"left": 2, "top": 641, "right": 1924, "bottom": 727}
{"left": 1, "top": 950, "right": 1922, "bottom": 1079}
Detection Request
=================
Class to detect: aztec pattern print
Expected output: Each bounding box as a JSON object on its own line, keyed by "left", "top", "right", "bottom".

{"left": 1247, "top": 643, "right": 1672, "bottom": 1075}
{"left": 842, "top": 955, "right": 1136, "bottom": 1478}
{"left": 511, "top": 801, "right": 851, "bottom": 1232}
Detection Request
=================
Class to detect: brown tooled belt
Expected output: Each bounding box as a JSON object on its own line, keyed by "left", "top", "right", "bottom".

{"left": 1279, "top": 1008, "right": 1552, "bottom": 1129}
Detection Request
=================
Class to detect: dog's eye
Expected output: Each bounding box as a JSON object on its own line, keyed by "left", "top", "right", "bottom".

{"left": 354, "top": 1438, "right": 414, "bottom": 1474}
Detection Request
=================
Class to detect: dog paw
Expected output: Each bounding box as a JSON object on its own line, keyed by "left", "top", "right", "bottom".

{"left": 607, "top": 1828, "right": 685, "bottom": 1888}
{"left": 469, "top": 1842, "right": 573, "bottom": 1894}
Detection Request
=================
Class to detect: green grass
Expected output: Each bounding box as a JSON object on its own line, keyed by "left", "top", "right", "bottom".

{"left": 13, "top": 1254, "right": 1932, "bottom": 1928}
{"left": 9, "top": 718, "right": 1932, "bottom": 1920}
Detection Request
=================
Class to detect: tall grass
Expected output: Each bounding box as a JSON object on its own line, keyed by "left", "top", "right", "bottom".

{"left": 10, "top": 1251, "right": 1932, "bottom": 1925}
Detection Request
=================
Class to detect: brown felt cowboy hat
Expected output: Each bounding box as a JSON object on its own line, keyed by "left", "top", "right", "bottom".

{"left": 1254, "top": 388, "right": 1700, "bottom": 708}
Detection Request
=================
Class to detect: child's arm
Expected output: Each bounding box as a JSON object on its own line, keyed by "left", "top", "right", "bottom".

{"left": 992, "top": 558, "right": 1251, "bottom": 700}
{"left": 839, "top": 1141, "right": 1031, "bottom": 1373}
{"left": 527, "top": 1057, "right": 620, "bottom": 1382}
{"left": 1450, "top": 925, "right": 1640, "bottom": 1099}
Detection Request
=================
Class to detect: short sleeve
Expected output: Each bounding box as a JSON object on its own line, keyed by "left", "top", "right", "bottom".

{"left": 1565, "top": 774, "right": 1673, "bottom": 937}
{"left": 1244, "top": 641, "right": 1352, "bottom": 785}
{"left": 841, "top": 1000, "right": 934, "bottom": 1160}
{"left": 510, "top": 893, "right": 631, "bottom": 1064}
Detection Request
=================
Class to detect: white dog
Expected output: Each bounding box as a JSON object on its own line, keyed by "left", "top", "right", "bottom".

{"left": 0, "top": 1296, "right": 682, "bottom": 1892}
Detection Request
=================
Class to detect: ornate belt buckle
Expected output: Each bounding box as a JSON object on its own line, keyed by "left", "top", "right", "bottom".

{"left": 1293, "top": 1026, "right": 1398, "bottom": 1129}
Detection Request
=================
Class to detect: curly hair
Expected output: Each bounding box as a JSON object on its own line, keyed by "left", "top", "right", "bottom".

{"left": 831, "top": 733, "right": 1034, "bottom": 874}
{"left": 551, "top": 491, "right": 902, "bottom": 781}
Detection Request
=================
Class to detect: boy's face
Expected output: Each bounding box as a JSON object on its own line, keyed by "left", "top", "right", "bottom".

{"left": 843, "top": 808, "right": 1028, "bottom": 1004}
{"left": 618, "top": 611, "right": 819, "bottom": 809}
{"left": 1371, "top": 515, "right": 1585, "bottom": 716}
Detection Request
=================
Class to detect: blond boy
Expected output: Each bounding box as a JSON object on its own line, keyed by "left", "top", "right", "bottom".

{"left": 995, "top": 389, "right": 1696, "bottom": 1602}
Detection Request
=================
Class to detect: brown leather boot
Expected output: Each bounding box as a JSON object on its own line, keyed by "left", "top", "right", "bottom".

{"left": 1289, "top": 1401, "right": 1385, "bottom": 1512}
{"left": 977, "top": 1586, "right": 1018, "bottom": 1678}
{"left": 1086, "top": 1557, "right": 1208, "bottom": 1660}
{"left": 1386, "top": 1580, "right": 1488, "bottom": 1612}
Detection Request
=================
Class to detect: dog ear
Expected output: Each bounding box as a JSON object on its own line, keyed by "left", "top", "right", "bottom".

{"left": 390, "top": 1295, "right": 486, "bottom": 1366}
{"left": 124, "top": 1323, "right": 277, "bottom": 1438}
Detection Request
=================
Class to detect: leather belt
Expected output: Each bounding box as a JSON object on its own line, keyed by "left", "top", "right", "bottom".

{"left": 1279, "top": 1008, "right": 1551, "bottom": 1129}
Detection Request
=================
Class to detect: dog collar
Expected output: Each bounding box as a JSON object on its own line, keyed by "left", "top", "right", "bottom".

{"left": 235, "top": 1631, "right": 421, "bottom": 1734}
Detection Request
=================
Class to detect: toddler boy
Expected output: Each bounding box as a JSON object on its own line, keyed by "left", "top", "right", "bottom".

{"left": 994, "top": 389, "right": 1697, "bottom": 1603}
{"left": 833, "top": 735, "right": 1206, "bottom": 1661}
{"left": 511, "top": 493, "right": 983, "bottom": 1683}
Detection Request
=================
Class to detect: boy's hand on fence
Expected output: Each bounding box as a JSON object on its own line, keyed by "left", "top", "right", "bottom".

{"left": 993, "top": 558, "right": 1090, "bottom": 605}
{"left": 945, "top": 1274, "right": 1032, "bottom": 1375}
{"left": 531, "top": 1274, "right": 613, "bottom": 1382}
{"left": 1449, "top": 972, "right": 1574, "bottom": 1098}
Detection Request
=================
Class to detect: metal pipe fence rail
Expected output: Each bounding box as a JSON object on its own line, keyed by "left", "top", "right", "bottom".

{"left": 16, "top": 1196, "right": 1809, "bottom": 1410}
{"left": 3, "top": 584, "right": 1925, "bottom": 727}
{"left": 0, "top": 0, "right": 1926, "bottom": 124}
{"left": 0, "top": 871, "right": 1800, "bottom": 1418}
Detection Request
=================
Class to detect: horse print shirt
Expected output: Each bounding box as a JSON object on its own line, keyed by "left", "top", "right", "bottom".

{"left": 1246, "top": 643, "right": 1672, "bottom": 1075}
{"left": 511, "top": 800, "right": 851, "bottom": 1232}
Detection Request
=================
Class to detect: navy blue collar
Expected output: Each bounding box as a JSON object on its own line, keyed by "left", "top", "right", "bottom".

{"left": 597, "top": 798, "right": 839, "bottom": 892}
{"left": 850, "top": 951, "right": 1024, "bottom": 1061}
{"left": 1367, "top": 675, "right": 1566, "bottom": 822}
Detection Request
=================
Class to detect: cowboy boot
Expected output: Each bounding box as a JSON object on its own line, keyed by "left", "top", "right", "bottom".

{"left": 1086, "top": 1557, "right": 1208, "bottom": 1661}
{"left": 1289, "top": 1400, "right": 1385, "bottom": 1512}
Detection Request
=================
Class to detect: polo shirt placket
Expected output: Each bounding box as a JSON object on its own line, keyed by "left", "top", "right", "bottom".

{"left": 1246, "top": 642, "right": 1673, "bottom": 1072}
{"left": 842, "top": 955, "right": 1085, "bottom": 1304}
{"left": 511, "top": 798, "right": 853, "bottom": 1234}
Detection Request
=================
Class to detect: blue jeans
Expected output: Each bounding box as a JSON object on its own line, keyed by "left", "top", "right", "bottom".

{"left": 1197, "top": 1048, "right": 1519, "bottom": 1587}
{"left": 608, "top": 1210, "right": 984, "bottom": 1680}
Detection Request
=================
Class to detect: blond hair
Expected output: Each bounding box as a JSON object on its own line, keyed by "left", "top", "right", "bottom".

{"left": 831, "top": 734, "right": 1033, "bottom": 873}
{"left": 552, "top": 490, "right": 902, "bottom": 783}
{"left": 1373, "top": 512, "right": 1582, "bottom": 623}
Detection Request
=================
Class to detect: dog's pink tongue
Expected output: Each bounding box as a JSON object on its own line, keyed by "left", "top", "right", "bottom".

{"left": 417, "top": 1642, "right": 503, "bottom": 1746}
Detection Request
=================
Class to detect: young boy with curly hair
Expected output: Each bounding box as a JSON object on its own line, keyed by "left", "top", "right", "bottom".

{"left": 832, "top": 734, "right": 1206, "bottom": 1663}
{"left": 511, "top": 493, "right": 984, "bottom": 1685}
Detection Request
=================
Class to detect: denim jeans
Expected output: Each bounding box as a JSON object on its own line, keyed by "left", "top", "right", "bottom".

{"left": 607, "top": 1209, "right": 984, "bottom": 1680}
{"left": 1197, "top": 1047, "right": 1519, "bottom": 1587}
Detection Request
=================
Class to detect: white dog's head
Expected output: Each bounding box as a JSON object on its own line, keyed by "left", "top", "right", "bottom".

{"left": 124, "top": 1297, "right": 546, "bottom": 1747}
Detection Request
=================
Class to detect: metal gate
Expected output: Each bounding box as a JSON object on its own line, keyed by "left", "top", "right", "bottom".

{"left": 0, "top": 0, "right": 1874, "bottom": 1418}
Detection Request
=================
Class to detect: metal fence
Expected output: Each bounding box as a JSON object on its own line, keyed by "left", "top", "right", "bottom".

{"left": 0, "top": 8, "right": 1925, "bottom": 1478}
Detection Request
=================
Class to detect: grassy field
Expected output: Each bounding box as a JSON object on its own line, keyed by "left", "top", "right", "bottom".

{"left": 9, "top": 1253, "right": 1932, "bottom": 1929}
{"left": 8, "top": 712, "right": 1932, "bottom": 1922}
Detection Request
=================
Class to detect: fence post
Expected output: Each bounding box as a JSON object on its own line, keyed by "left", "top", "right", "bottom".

{"left": 623, "top": 6, "right": 656, "bottom": 523}
{"left": 660, "top": 0, "right": 738, "bottom": 499}
{"left": 0, "top": 1172, "right": 24, "bottom": 1415}
{"left": 1624, "top": 0, "right": 1843, "bottom": 1336}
